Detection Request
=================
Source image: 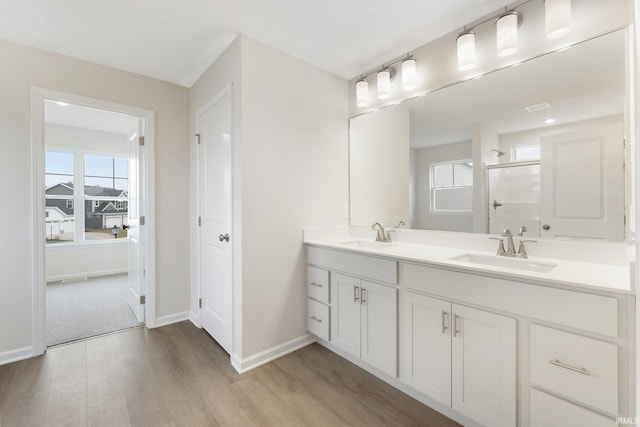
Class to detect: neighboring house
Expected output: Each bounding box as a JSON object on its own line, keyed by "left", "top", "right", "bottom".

{"left": 45, "top": 183, "right": 128, "bottom": 238}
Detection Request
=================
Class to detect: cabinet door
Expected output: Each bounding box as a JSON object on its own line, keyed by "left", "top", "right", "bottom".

{"left": 451, "top": 304, "right": 516, "bottom": 427}
{"left": 330, "top": 273, "right": 361, "bottom": 358}
{"left": 361, "top": 280, "right": 397, "bottom": 377}
{"left": 401, "top": 292, "right": 451, "bottom": 406}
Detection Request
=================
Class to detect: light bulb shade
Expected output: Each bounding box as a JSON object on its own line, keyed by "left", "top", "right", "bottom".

{"left": 545, "top": 0, "right": 571, "bottom": 39}
{"left": 456, "top": 32, "right": 476, "bottom": 71}
{"left": 401, "top": 58, "right": 417, "bottom": 91}
{"left": 377, "top": 70, "right": 391, "bottom": 99}
{"left": 496, "top": 12, "right": 518, "bottom": 57}
{"left": 356, "top": 80, "right": 369, "bottom": 107}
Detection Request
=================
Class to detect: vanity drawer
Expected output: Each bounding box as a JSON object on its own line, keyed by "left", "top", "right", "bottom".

{"left": 530, "top": 324, "right": 618, "bottom": 415}
{"left": 307, "top": 298, "right": 329, "bottom": 341}
{"left": 531, "top": 388, "right": 616, "bottom": 427}
{"left": 307, "top": 266, "right": 329, "bottom": 303}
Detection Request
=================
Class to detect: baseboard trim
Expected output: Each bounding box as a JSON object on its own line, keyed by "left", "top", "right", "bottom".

{"left": 46, "top": 268, "right": 128, "bottom": 283}
{"left": 189, "top": 311, "right": 201, "bottom": 328}
{"left": 231, "top": 334, "right": 315, "bottom": 374}
{"left": 154, "top": 311, "right": 190, "bottom": 328}
{"left": 0, "top": 346, "right": 33, "bottom": 366}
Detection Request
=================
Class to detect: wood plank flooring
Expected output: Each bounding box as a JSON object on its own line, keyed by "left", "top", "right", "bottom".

{"left": 0, "top": 321, "right": 461, "bottom": 427}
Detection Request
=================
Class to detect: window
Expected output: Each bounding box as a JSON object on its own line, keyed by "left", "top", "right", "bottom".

{"left": 45, "top": 151, "right": 75, "bottom": 243}
{"left": 84, "top": 155, "right": 129, "bottom": 239}
{"left": 45, "top": 150, "right": 129, "bottom": 243}
{"left": 511, "top": 143, "right": 540, "bottom": 161}
{"left": 430, "top": 160, "right": 473, "bottom": 213}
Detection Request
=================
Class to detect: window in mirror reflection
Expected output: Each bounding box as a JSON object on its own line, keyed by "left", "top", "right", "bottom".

{"left": 512, "top": 143, "right": 541, "bottom": 161}
{"left": 431, "top": 160, "right": 473, "bottom": 213}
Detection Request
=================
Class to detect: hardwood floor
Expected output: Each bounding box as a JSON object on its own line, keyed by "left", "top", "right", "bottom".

{"left": 0, "top": 321, "right": 461, "bottom": 427}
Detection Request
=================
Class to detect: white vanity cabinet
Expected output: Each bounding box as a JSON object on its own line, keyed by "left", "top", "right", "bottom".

{"left": 306, "top": 246, "right": 399, "bottom": 378}
{"left": 305, "top": 243, "right": 633, "bottom": 427}
{"left": 306, "top": 266, "right": 330, "bottom": 340}
{"left": 402, "top": 291, "right": 516, "bottom": 426}
{"left": 331, "top": 273, "right": 397, "bottom": 377}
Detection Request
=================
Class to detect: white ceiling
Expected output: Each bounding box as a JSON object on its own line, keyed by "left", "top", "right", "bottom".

{"left": 45, "top": 101, "right": 139, "bottom": 136}
{"left": 0, "top": 0, "right": 514, "bottom": 87}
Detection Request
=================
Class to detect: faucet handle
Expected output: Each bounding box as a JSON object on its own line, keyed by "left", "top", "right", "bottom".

{"left": 489, "top": 236, "right": 506, "bottom": 256}
{"left": 518, "top": 226, "right": 528, "bottom": 236}
{"left": 395, "top": 220, "right": 405, "bottom": 228}
{"left": 516, "top": 239, "right": 536, "bottom": 258}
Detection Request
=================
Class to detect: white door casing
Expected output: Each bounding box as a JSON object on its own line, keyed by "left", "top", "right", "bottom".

{"left": 127, "top": 119, "right": 145, "bottom": 322}
{"left": 31, "top": 87, "right": 155, "bottom": 354}
{"left": 540, "top": 122, "right": 624, "bottom": 241}
{"left": 198, "top": 89, "right": 233, "bottom": 354}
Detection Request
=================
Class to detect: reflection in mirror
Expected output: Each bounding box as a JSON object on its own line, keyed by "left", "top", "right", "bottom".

{"left": 349, "top": 29, "right": 628, "bottom": 242}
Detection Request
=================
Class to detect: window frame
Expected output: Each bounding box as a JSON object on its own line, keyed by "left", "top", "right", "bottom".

{"left": 45, "top": 147, "right": 129, "bottom": 246}
{"left": 511, "top": 143, "right": 541, "bottom": 161}
{"left": 429, "top": 159, "right": 474, "bottom": 215}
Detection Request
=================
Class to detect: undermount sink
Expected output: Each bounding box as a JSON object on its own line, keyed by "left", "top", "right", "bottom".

{"left": 340, "top": 240, "right": 399, "bottom": 249}
{"left": 450, "top": 253, "right": 557, "bottom": 273}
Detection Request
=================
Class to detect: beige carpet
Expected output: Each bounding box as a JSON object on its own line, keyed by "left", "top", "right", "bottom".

{"left": 46, "top": 273, "right": 140, "bottom": 346}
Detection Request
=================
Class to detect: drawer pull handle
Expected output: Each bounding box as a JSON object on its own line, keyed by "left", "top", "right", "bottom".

{"left": 309, "top": 282, "right": 323, "bottom": 287}
{"left": 360, "top": 288, "right": 366, "bottom": 305}
{"left": 310, "top": 316, "right": 323, "bottom": 323}
{"left": 549, "top": 359, "right": 591, "bottom": 376}
{"left": 453, "top": 315, "right": 461, "bottom": 337}
{"left": 354, "top": 285, "right": 360, "bottom": 303}
{"left": 441, "top": 311, "right": 448, "bottom": 334}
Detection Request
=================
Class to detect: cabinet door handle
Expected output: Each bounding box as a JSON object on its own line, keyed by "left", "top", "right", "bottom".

{"left": 353, "top": 285, "right": 359, "bottom": 303}
{"left": 441, "top": 311, "right": 448, "bottom": 334}
{"left": 310, "top": 316, "right": 323, "bottom": 323}
{"left": 549, "top": 359, "right": 591, "bottom": 376}
{"left": 360, "top": 288, "right": 366, "bottom": 305}
{"left": 453, "top": 315, "right": 461, "bottom": 337}
{"left": 309, "top": 281, "right": 323, "bottom": 287}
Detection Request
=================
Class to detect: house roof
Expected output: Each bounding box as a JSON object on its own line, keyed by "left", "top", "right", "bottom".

{"left": 45, "top": 183, "right": 127, "bottom": 198}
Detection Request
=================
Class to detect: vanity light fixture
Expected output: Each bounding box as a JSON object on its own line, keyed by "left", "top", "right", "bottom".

{"left": 545, "top": 0, "right": 571, "bottom": 39}
{"left": 456, "top": 31, "right": 477, "bottom": 71}
{"left": 496, "top": 12, "right": 520, "bottom": 57}
{"left": 354, "top": 55, "right": 415, "bottom": 107}
{"left": 402, "top": 57, "right": 417, "bottom": 91}
{"left": 356, "top": 79, "right": 369, "bottom": 107}
{"left": 377, "top": 69, "right": 392, "bottom": 99}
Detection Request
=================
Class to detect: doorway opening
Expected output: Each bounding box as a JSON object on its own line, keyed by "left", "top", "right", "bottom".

{"left": 31, "top": 88, "right": 156, "bottom": 353}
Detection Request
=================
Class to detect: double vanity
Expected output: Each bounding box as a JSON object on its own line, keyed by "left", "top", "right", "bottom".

{"left": 304, "top": 227, "right": 634, "bottom": 427}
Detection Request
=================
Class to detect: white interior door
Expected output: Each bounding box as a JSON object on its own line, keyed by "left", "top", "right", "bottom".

{"left": 127, "top": 119, "right": 145, "bottom": 322}
{"left": 540, "top": 122, "right": 624, "bottom": 241}
{"left": 198, "top": 90, "right": 233, "bottom": 354}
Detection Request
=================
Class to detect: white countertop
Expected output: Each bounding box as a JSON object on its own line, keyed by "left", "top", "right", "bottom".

{"left": 304, "top": 235, "right": 633, "bottom": 295}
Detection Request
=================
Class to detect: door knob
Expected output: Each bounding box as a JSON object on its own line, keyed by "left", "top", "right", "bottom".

{"left": 542, "top": 224, "right": 551, "bottom": 230}
{"left": 493, "top": 200, "right": 503, "bottom": 210}
{"left": 218, "top": 233, "right": 230, "bottom": 242}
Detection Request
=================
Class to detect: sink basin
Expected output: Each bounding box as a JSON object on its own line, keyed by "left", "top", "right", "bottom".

{"left": 340, "top": 240, "right": 398, "bottom": 249}
{"left": 450, "top": 253, "right": 557, "bottom": 273}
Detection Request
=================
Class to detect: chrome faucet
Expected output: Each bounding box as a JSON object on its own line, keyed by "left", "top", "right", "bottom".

{"left": 502, "top": 228, "right": 516, "bottom": 256}
{"left": 371, "top": 222, "right": 391, "bottom": 242}
{"left": 490, "top": 226, "right": 536, "bottom": 258}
